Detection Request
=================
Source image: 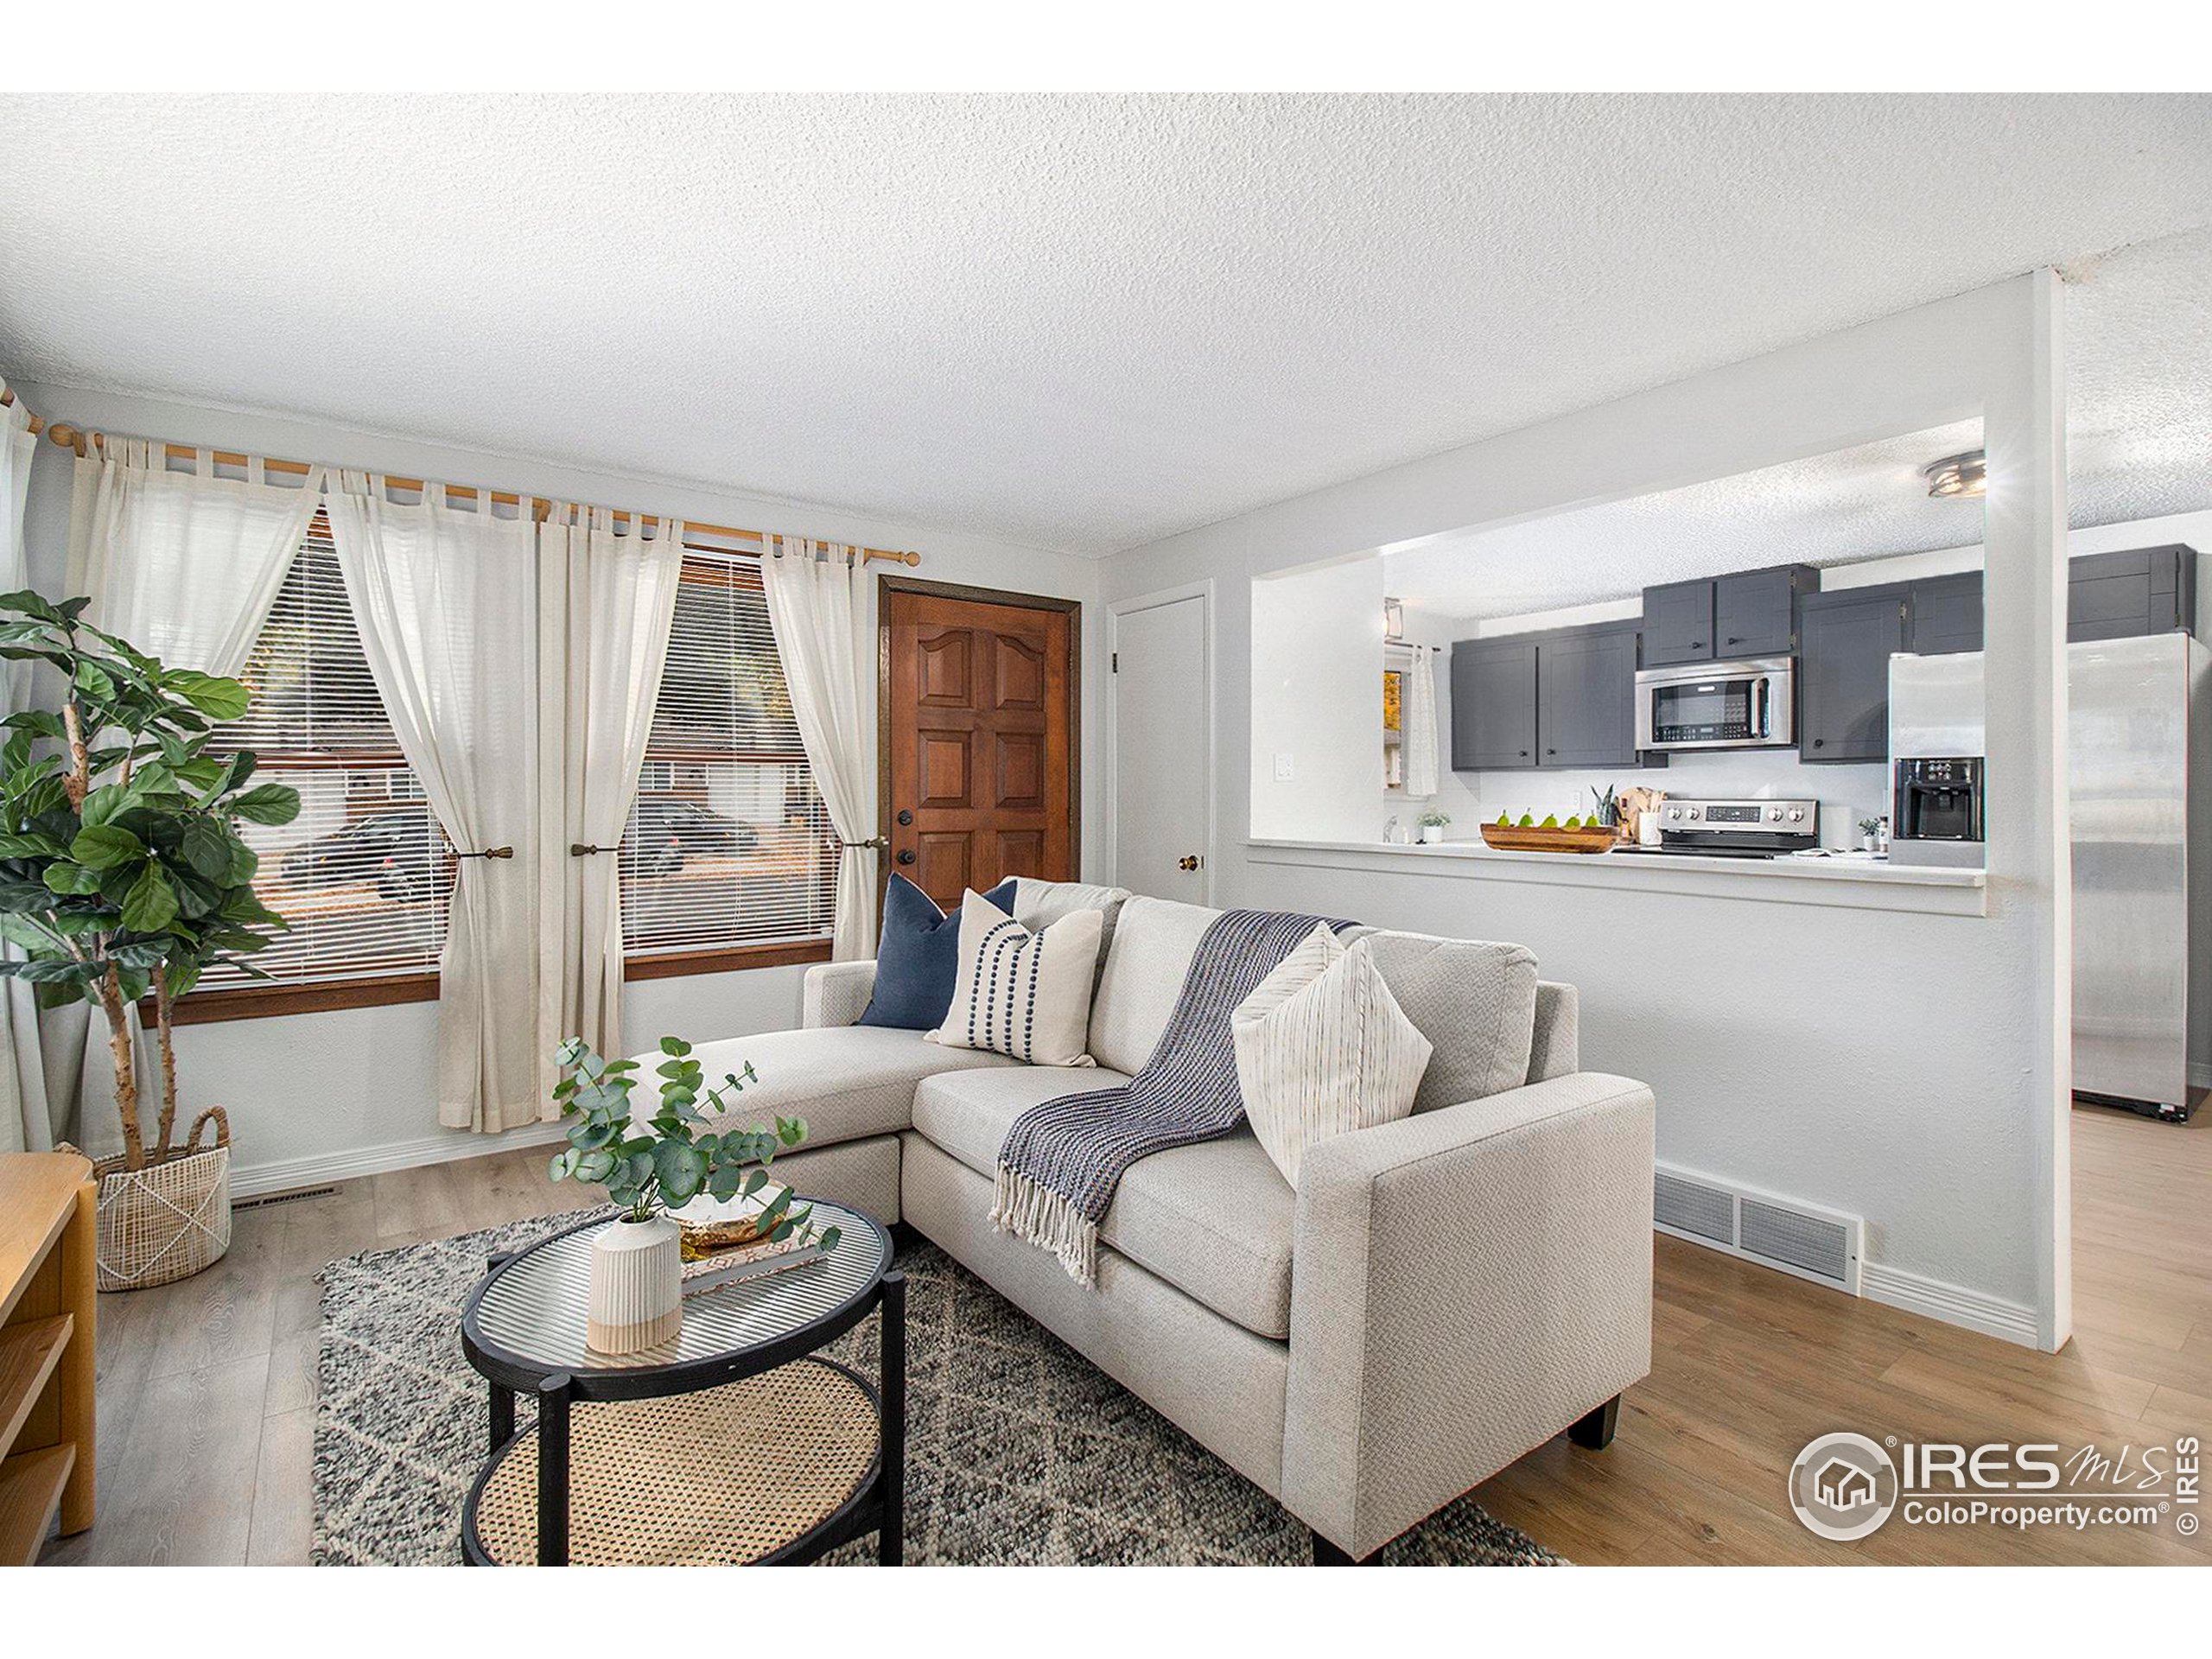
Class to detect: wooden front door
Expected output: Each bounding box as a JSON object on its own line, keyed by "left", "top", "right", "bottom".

{"left": 880, "top": 581, "right": 1079, "bottom": 910}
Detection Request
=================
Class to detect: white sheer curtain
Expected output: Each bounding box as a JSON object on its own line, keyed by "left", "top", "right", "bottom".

{"left": 324, "top": 472, "right": 543, "bottom": 1134}
{"left": 760, "top": 537, "right": 878, "bottom": 958}
{"left": 0, "top": 384, "right": 49, "bottom": 1154}
{"left": 48, "top": 437, "right": 326, "bottom": 1158}
{"left": 536, "top": 505, "right": 683, "bottom": 1107}
{"left": 1404, "top": 645, "right": 1440, "bottom": 799}
{"left": 65, "top": 439, "right": 323, "bottom": 676}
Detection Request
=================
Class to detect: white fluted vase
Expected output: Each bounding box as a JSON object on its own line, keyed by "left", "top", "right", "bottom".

{"left": 587, "top": 1214, "right": 683, "bottom": 1355}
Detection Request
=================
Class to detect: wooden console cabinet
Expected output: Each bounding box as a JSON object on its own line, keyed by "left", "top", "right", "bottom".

{"left": 0, "top": 1152, "right": 96, "bottom": 1563}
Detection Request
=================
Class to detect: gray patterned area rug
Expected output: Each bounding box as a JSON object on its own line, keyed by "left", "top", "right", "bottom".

{"left": 315, "top": 1208, "right": 1562, "bottom": 1566}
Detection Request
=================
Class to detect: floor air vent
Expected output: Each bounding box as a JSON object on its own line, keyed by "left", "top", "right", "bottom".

{"left": 232, "top": 1185, "right": 340, "bottom": 1211}
{"left": 1653, "top": 1163, "right": 1861, "bottom": 1294}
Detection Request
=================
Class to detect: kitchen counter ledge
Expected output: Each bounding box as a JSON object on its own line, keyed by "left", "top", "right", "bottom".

{"left": 1246, "top": 837, "right": 1988, "bottom": 917}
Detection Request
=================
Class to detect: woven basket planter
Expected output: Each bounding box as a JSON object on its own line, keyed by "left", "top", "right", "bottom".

{"left": 91, "top": 1108, "right": 232, "bottom": 1293}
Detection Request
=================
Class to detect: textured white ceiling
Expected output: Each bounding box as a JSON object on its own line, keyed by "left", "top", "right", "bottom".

{"left": 0, "top": 93, "right": 2209, "bottom": 556}
{"left": 1385, "top": 226, "right": 2212, "bottom": 620}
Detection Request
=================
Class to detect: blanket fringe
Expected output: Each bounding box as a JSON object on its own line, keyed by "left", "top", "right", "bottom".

{"left": 991, "top": 1166, "right": 1098, "bottom": 1285}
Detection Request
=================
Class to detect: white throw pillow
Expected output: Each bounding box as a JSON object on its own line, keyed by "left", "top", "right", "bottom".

{"left": 1232, "top": 925, "right": 1433, "bottom": 1187}
{"left": 929, "top": 889, "right": 1104, "bottom": 1067}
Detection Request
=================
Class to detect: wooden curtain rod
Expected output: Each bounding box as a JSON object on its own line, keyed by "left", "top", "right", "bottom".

{"left": 0, "top": 386, "right": 47, "bottom": 437}
{"left": 40, "top": 423, "right": 922, "bottom": 567}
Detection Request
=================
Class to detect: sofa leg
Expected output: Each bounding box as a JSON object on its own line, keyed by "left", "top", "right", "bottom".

{"left": 1567, "top": 1394, "right": 1621, "bottom": 1451}
{"left": 1311, "top": 1530, "right": 1376, "bottom": 1565}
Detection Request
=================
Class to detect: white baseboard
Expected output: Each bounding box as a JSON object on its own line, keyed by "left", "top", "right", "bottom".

{"left": 229, "top": 1119, "right": 568, "bottom": 1199}
{"left": 1859, "top": 1259, "right": 2041, "bottom": 1349}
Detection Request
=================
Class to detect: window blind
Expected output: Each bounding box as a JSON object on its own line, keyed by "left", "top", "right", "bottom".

{"left": 620, "top": 552, "right": 835, "bottom": 957}
{"left": 205, "top": 510, "right": 454, "bottom": 988}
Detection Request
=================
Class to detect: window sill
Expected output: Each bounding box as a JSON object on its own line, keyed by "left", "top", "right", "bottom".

{"left": 140, "top": 938, "right": 835, "bottom": 1023}
{"left": 149, "top": 972, "right": 441, "bottom": 1027}
{"left": 623, "top": 938, "right": 834, "bottom": 980}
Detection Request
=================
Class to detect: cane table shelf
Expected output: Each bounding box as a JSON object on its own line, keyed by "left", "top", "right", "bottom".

{"left": 457, "top": 1200, "right": 903, "bottom": 1567}
{"left": 0, "top": 1152, "right": 96, "bottom": 1565}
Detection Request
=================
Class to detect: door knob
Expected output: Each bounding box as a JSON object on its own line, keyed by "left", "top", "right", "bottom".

{"left": 896, "top": 809, "right": 913, "bottom": 826}
{"left": 896, "top": 849, "right": 916, "bottom": 866}
{"left": 1178, "top": 855, "right": 1201, "bottom": 872}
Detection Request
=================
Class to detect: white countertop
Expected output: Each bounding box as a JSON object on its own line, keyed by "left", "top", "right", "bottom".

{"left": 1244, "top": 836, "right": 1989, "bottom": 917}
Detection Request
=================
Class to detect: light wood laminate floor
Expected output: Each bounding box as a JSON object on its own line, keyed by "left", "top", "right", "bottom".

{"left": 40, "top": 1102, "right": 2211, "bottom": 1566}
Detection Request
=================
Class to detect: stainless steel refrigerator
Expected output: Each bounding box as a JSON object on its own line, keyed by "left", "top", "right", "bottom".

{"left": 1890, "top": 633, "right": 2209, "bottom": 1118}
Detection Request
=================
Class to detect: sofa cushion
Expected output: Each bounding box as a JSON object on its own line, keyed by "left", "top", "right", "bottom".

{"left": 858, "top": 874, "right": 1018, "bottom": 1030}
{"left": 912, "top": 1066, "right": 1297, "bottom": 1339}
{"left": 1014, "top": 876, "right": 1132, "bottom": 996}
{"left": 679, "top": 1025, "right": 1021, "bottom": 1151}
{"left": 1086, "top": 894, "right": 1223, "bottom": 1074}
{"left": 1362, "top": 931, "right": 1540, "bottom": 1111}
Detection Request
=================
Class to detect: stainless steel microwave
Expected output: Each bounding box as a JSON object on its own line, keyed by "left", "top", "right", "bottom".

{"left": 1634, "top": 657, "right": 1796, "bottom": 751}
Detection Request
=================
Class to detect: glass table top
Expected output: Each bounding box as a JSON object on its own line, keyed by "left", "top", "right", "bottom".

{"left": 467, "top": 1200, "right": 887, "bottom": 1375}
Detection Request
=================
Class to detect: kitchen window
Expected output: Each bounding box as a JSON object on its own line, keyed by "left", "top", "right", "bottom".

{"left": 619, "top": 550, "right": 836, "bottom": 976}
{"left": 192, "top": 509, "right": 454, "bottom": 1017}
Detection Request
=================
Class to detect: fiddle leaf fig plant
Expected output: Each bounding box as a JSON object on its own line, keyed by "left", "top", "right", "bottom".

{"left": 550, "top": 1034, "right": 842, "bottom": 1254}
{"left": 0, "top": 589, "right": 298, "bottom": 1171}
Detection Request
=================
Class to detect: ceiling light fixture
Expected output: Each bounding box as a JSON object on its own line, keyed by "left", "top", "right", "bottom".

{"left": 1923, "top": 449, "right": 1987, "bottom": 499}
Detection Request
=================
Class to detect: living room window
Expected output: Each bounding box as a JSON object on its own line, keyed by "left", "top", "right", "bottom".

{"left": 192, "top": 508, "right": 454, "bottom": 1017}
{"left": 619, "top": 550, "right": 836, "bottom": 976}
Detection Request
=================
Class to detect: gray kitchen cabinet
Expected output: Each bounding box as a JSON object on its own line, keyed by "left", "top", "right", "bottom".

{"left": 1643, "top": 564, "right": 1815, "bottom": 665}
{"left": 1907, "top": 572, "right": 1983, "bottom": 655}
{"left": 1798, "top": 585, "right": 1908, "bottom": 763}
{"left": 1536, "top": 624, "right": 1643, "bottom": 767}
{"left": 1715, "top": 565, "right": 1816, "bottom": 657}
{"left": 1450, "top": 639, "right": 1538, "bottom": 770}
{"left": 1639, "top": 580, "right": 1714, "bottom": 666}
{"left": 2068, "top": 545, "right": 2196, "bottom": 643}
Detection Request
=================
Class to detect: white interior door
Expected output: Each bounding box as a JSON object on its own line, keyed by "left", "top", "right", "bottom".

{"left": 1111, "top": 589, "right": 1211, "bottom": 902}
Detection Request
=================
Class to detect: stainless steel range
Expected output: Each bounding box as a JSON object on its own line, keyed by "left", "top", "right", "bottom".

{"left": 1630, "top": 797, "right": 1820, "bottom": 858}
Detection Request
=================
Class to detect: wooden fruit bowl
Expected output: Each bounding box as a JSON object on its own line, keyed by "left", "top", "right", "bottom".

{"left": 1478, "top": 823, "right": 1620, "bottom": 855}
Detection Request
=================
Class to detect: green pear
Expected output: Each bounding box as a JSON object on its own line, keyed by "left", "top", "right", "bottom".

{"left": 1517, "top": 812, "right": 1535, "bottom": 827}
{"left": 1540, "top": 814, "right": 1560, "bottom": 828}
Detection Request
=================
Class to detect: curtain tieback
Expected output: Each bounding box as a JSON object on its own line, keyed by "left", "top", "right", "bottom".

{"left": 456, "top": 846, "right": 515, "bottom": 861}
{"left": 569, "top": 842, "right": 618, "bottom": 856}
{"left": 838, "top": 836, "right": 887, "bottom": 850}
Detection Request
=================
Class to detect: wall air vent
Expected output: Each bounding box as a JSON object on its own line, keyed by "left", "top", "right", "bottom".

{"left": 1653, "top": 1162, "right": 1862, "bottom": 1295}
{"left": 1654, "top": 1170, "right": 1734, "bottom": 1243}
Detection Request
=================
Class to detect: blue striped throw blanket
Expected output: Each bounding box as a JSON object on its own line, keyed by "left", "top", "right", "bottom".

{"left": 992, "top": 908, "right": 1351, "bottom": 1283}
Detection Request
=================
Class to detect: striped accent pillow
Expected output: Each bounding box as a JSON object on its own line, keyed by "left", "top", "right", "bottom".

{"left": 1231, "top": 925, "right": 1433, "bottom": 1187}
{"left": 929, "top": 889, "right": 1104, "bottom": 1067}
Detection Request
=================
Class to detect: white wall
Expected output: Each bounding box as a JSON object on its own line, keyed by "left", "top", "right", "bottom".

{"left": 10, "top": 380, "right": 1107, "bottom": 1191}
{"left": 1249, "top": 556, "right": 1383, "bottom": 841}
{"left": 1106, "top": 274, "right": 2073, "bottom": 1348}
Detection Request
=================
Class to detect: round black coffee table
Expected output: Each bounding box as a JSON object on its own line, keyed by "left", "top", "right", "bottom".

{"left": 456, "top": 1200, "right": 902, "bottom": 1566}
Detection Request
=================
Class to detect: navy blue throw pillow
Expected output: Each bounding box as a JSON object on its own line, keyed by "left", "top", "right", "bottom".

{"left": 857, "top": 874, "right": 1020, "bottom": 1030}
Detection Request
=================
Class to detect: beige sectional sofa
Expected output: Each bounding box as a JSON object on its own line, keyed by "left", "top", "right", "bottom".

{"left": 681, "top": 887, "right": 1656, "bottom": 1561}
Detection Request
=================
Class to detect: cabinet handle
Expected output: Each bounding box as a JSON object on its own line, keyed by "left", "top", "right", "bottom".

{"left": 1547, "top": 747, "right": 1557, "bottom": 756}
{"left": 1690, "top": 640, "right": 1705, "bottom": 650}
{"left": 1726, "top": 636, "right": 1742, "bottom": 646}
{"left": 1520, "top": 749, "right": 1529, "bottom": 757}
{"left": 1812, "top": 738, "right": 1826, "bottom": 749}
